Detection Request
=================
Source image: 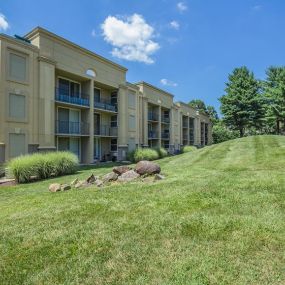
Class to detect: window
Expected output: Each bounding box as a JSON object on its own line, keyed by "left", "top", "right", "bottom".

{"left": 111, "top": 139, "right": 117, "bottom": 151}
{"left": 9, "top": 94, "right": 26, "bottom": 119}
{"left": 189, "top": 118, "right": 195, "bottom": 145}
{"left": 9, "top": 53, "right": 27, "bottom": 82}
{"left": 58, "top": 78, "right": 80, "bottom": 98}
{"left": 128, "top": 115, "right": 136, "bottom": 130}
{"left": 128, "top": 92, "right": 136, "bottom": 108}
{"left": 111, "top": 115, "right": 117, "bottom": 127}
{"left": 9, "top": 133, "right": 26, "bottom": 158}
{"left": 94, "top": 88, "right": 101, "bottom": 102}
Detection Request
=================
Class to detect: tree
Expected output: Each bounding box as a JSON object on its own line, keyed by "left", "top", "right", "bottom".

{"left": 212, "top": 121, "right": 239, "bottom": 144}
{"left": 206, "top": 105, "right": 219, "bottom": 124}
{"left": 188, "top": 99, "right": 207, "bottom": 112}
{"left": 220, "top": 67, "right": 262, "bottom": 137}
{"left": 263, "top": 66, "right": 285, "bottom": 134}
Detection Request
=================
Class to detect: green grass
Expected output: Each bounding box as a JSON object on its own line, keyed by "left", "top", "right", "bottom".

{"left": 0, "top": 135, "right": 285, "bottom": 284}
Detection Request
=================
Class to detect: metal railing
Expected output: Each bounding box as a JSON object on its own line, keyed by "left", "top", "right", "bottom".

{"left": 94, "top": 125, "right": 118, "bottom": 137}
{"left": 148, "top": 131, "right": 159, "bottom": 139}
{"left": 55, "top": 120, "right": 89, "bottom": 135}
{"left": 94, "top": 99, "right": 117, "bottom": 112}
{"left": 161, "top": 133, "right": 170, "bottom": 139}
{"left": 161, "top": 117, "right": 170, "bottom": 124}
{"left": 55, "top": 87, "right": 90, "bottom": 107}
{"left": 148, "top": 112, "right": 159, "bottom": 121}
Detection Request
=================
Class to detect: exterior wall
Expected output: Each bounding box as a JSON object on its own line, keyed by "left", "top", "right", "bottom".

{"left": 0, "top": 28, "right": 212, "bottom": 163}
{"left": 0, "top": 34, "right": 40, "bottom": 161}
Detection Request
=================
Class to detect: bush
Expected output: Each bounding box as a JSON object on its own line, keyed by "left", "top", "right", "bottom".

{"left": 8, "top": 151, "right": 79, "bottom": 183}
{"left": 156, "top": 147, "right": 168, "bottom": 158}
{"left": 182, "top": 145, "right": 197, "bottom": 153}
{"left": 127, "top": 148, "right": 159, "bottom": 162}
{"left": 212, "top": 123, "right": 239, "bottom": 144}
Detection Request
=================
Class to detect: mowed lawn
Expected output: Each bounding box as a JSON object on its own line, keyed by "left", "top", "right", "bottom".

{"left": 1, "top": 136, "right": 285, "bottom": 285}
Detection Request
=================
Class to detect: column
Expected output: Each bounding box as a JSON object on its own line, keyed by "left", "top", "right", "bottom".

{"left": 117, "top": 84, "right": 128, "bottom": 160}
{"left": 158, "top": 105, "right": 162, "bottom": 148}
{"left": 143, "top": 98, "right": 148, "bottom": 147}
{"left": 38, "top": 56, "right": 56, "bottom": 152}
{"left": 194, "top": 113, "right": 201, "bottom": 146}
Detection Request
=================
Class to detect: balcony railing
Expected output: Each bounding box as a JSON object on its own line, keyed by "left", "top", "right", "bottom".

{"left": 148, "top": 131, "right": 159, "bottom": 139}
{"left": 55, "top": 120, "right": 90, "bottom": 135}
{"left": 94, "top": 99, "right": 117, "bottom": 112}
{"left": 94, "top": 125, "right": 118, "bottom": 137}
{"left": 161, "top": 133, "right": 170, "bottom": 139}
{"left": 55, "top": 88, "right": 90, "bottom": 107}
{"left": 161, "top": 117, "right": 170, "bottom": 124}
{"left": 148, "top": 112, "right": 159, "bottom": 121}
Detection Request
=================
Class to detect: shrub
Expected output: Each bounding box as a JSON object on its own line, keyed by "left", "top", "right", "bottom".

{"left": 212, "top": 122, "right": 239, "bottom": 144}
{"left": 127, "top": 148, "right": 159, "bottom": 162}
{"left": 8, "top": 151, "right": 79, "bottom": 183}
{"left": 182, "top": 145, "right": 197, "bottom": 153}
{"left": 134, "top": 148, "right": 159, "bottom": 162}
{"left": 156, "top": 147, "right": 168, "bottom": 158}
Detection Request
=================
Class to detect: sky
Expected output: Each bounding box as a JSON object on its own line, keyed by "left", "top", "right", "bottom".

{"left": 1, "top": 0, "right": 285, "bottom": 113}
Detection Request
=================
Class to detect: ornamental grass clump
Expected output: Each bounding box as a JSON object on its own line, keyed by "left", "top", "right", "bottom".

{"left": 134, "top": 148, "right": 159, "bottom": 162}
{"left": 182, "top": 145, "right": 197, "bottom": 153}
{"left": 156, "top": 147, "right": 168, "bottom": 158}
{"left": 8, "top": 151, "right": 78, "bottom": 183}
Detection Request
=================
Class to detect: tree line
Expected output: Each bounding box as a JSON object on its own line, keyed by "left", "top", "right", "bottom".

{"left": 189, "top": 66, "right": 285, "bottom": 143}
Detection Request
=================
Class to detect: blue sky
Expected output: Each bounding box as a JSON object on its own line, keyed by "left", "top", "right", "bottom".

{"left": 1, "top": 0, "right": 285, "bottom": 113}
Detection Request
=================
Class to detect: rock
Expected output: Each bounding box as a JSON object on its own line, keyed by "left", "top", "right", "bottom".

{"left": 61, "top": 184, "right": 71, "bottom": 191}
{"left": 113, "top": 165, "right": 131, "bottom": 175}
{"left": 118, "top": 170, "right": 140, "bottom": 182}
{"left": 49, "top": 183, "right": 61, "bottom": 192}
{"left": 74, "top": 180, "right": 86, "bottom": 189}
{"left": 95, "top": 179, "right": 104, "bottom": 187}
{"left": 103, "top": 172, "right": 118, "bottom": 183}
{"left": 154, "top": 174, "right": 165, "bottom": 181}
{"left": 71, "top": 178, "right": 79, "bottom": 186}
{"left": 135, "top": 161, "right": 161, "bottom": 176}
{"left": 142, "top": 176, "right": 154, "bottom": 183}
{"left": 86, "top": 174, "right": 96, "bottom": 184}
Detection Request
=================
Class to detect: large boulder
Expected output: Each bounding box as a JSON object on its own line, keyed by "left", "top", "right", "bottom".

{"left": 135, "top": 161, "right": 161, "bottom": 175}
{"left": 49, "top": 183, "right": 61, "bottom": 192}
{"left": 118, "top": 170, "right": 140, "bottom": 182}
{"left": 102, "top": 172, "right": 118, "bottom": 183}
{"left": 113, "top": 165, "right": 131, "bottom": 175}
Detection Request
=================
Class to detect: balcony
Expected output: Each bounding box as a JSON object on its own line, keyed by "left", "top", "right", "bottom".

{"left": 55, "top": 88, "right": 90, "bottom": 107}
{"left": 55, "top": 120, "right": 90, "bottom": 135}
{"left": 94, "top": 99, "right": 117, "bottom": 113}
{"left": 161, "top": 117, "right": 170, "bottom": 124}
{"left": 148, "top": 131, "right": 159, "bottom": 139}
{"left": 148, "top": 112, "right": 159, "bottom": 122}
{"left": 161, "top": 132, "right": 170, "bottom": 140}
{"left": 94, "top": 125, "right": 118, "bottom": 137}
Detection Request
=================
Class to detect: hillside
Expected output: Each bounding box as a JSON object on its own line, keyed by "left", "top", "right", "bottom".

{"left": 0, "top": 135, "right": 285, "bottom": 284}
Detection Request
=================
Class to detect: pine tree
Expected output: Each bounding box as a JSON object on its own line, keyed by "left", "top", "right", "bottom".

{"left": 220, "top": 67, "right": 263, "bottom": 137}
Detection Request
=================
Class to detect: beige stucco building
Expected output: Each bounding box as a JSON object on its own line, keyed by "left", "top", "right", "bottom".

{"left": 0, "top": 27, "right": 212, "bottom": 163}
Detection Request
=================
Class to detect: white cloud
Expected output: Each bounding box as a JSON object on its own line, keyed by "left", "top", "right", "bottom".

{"left": 160, "top": 78, "right": 178, "bottom": 87}
{"left": 91, "top": 29, "right": 96, "bottom": 37}
{"left": 101, "top": 14, "right": 160, "bottom": 64}
{"left": 177, "top": 2, "right": 188, "bottom": 12}
{"left": 0, "top": 14, "right": 9, "bottom": 31}
{"left": 170, "top": 21, "right": 180, "bottom": 30}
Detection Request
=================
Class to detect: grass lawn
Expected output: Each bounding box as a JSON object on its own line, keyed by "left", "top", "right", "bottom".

{"left": 0, "top": 135, "right": 285, "bottom": 285}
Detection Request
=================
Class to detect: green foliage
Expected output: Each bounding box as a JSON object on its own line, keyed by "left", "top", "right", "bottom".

{"left": 8, "top": 152, "right": 78, "bottom": 183}
{"left": 263, "top": 66, "right": 285, "bottom": 134}
{"left": 127, "top": 148, "right": 159, "bottom": 162}
{"left": 220, "top": 66, "right": 264, "bottom": 137}
{"left": 206, "top": 105, "right": 219, "bottom": 124}
{"left": 212, "top": 122, "right": 239, "bottom": 144}
{"left": 182, "top": 145, "right": 197, "bottom": 153}
{"left": 188, "top": 99, "right": 207, "bottom": 112}
{"left": 155, "top": 147, "right": 168, "bottom": 158}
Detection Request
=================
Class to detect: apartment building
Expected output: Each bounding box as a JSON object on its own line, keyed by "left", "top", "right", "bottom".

{"left": 0, "top": 27, "right": 212, "bottom": 164}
